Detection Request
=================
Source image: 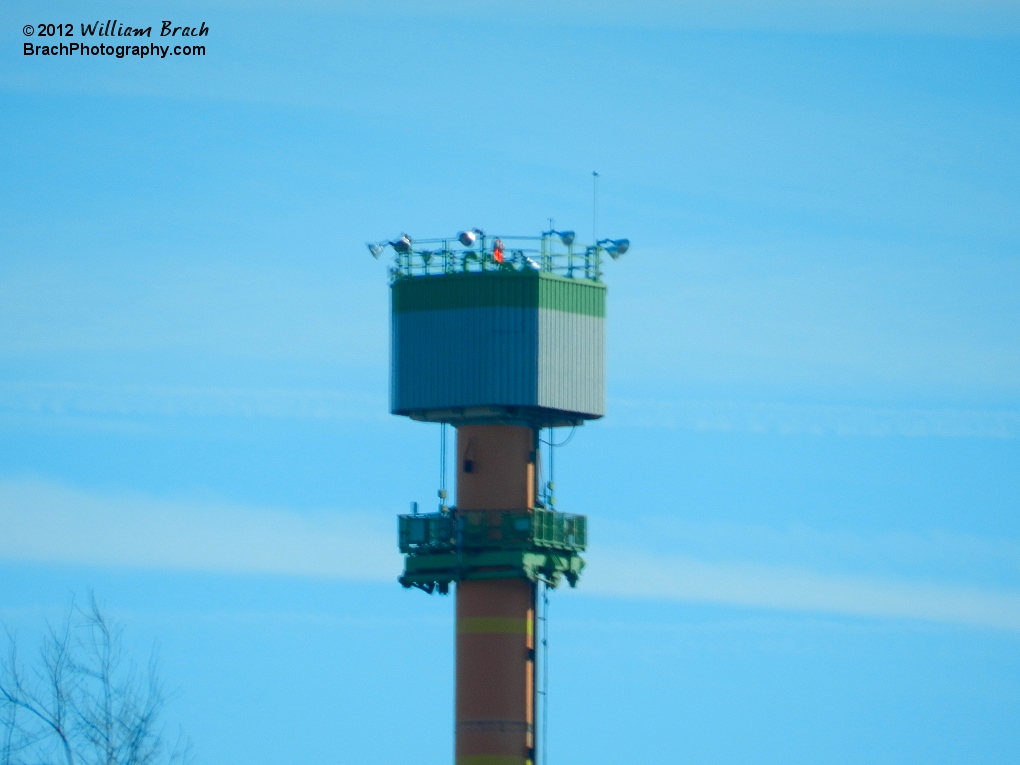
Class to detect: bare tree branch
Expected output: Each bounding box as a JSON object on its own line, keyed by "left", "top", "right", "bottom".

{"left": 0, "top": 596, "right": 191, "bottom": 765}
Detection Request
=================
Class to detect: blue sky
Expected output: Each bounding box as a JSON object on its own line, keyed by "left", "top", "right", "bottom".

{"left": 1, "top": 1, "right": 1019, "bottom": 763}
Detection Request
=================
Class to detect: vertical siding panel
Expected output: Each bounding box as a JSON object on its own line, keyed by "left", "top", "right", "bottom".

{"left": 540, "top": 270, "right": 605, "bottom": 416}
{"left": 393, "top": 271, "right": 604, "bottom": 419}
{"left": 394, "top": 305, "right": 542, "bottom": 412}
{"left": 535, "top": 308, "right": 605, "bottom": 416}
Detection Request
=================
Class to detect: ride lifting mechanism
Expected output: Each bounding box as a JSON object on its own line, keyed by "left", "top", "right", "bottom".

{"left": 371, "top": 225, "right": 628, "bottom": 765}
{"left": 399, "top": 422, "right": 586, "bottom": 594}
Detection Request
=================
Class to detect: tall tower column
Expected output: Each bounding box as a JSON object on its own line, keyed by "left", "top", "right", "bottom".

{"left": 455, "top": 425, "right": 536, "bottom": 765}
{"left": 382, "top": 231, "right": 612, "bottom": 764}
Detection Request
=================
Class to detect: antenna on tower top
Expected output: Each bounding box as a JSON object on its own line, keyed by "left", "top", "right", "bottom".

{"left": 592, "top": 171, "right": 600, "bottom": 245}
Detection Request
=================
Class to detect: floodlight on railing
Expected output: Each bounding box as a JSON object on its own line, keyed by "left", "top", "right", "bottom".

{"left": 543, "top": 229, "right": 575, "bottom": 246}
{"left": 515, "top": 251, "right": 540, "bottom": 270}
{"left": 367, "top": 234, "right": 415, "bottom": 258}
{"left": 458, "top": 229, "right": 485, "bottom": 247}
{"left": 393, "top": 234, "right": 413, "bottom": 254}
{"left": 598, "top": 238, "right": 630, "bottom": 259}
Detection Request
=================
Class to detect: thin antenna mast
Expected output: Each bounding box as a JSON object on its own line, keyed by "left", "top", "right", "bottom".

{"left": 592, "top": 171, "right": 599, "bottom": 244}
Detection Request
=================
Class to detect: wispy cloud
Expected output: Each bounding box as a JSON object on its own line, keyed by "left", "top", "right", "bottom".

{"left": 2, "top": 479, "right": 1019, "bottom": 631}
{"left": 596, "top": 516, "right": 1020, "bottom": 587}
{"left": 0, "top": 479, "right": 399, "bottom": 582}
{"left": 2, "top": 383, "right": 1018, "bottom": 441}
{"left": 609, "top": 398, "right": 1020, "bottom": 439}
{"left": 0, "top": 382, "right": 388, "bottom": 423}
{"left": 261, "top": 0, "right": 1020, "bottom": 36}
{"left": 585, "top": 548, "right": 1020, "bottom": 631}
{"left": 0, "top": 261, "right": 385, "bottom": 362}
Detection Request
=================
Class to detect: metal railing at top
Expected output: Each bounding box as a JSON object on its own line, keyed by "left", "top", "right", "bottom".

{"left": 373, "top": 232, "right": 613, "bottom": 284}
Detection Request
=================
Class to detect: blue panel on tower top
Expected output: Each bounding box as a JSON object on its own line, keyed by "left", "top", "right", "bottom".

{"left": 390, "top": 270, "right": 605, "bottom": 427}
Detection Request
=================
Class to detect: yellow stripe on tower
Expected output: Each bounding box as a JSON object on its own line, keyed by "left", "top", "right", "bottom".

{"left": 457, "top": 617, "right": 532, "bottom": 635}
{"left": 456, "top": 757, "right": 531, "bottom": 765}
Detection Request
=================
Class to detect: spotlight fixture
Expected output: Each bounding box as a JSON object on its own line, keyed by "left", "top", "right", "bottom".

{"left": 367, "top": 243, "right": 386, "bottom": 259}
{"left": 458, "top": 229, "right": 485, "bottom": 247}
{"left": 598, "top": 238, "right": 630, "bottom": 259}
{"left": 543, "top": 229, "right": 575, "bottom": 246}
{"left": 393, "top": 234, "right": 413, "bottom": 254}
{"left": 516, "top": 251, "right": 540, "bottom": 270}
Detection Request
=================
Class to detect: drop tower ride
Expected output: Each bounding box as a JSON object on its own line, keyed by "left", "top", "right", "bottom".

{"left": 371, "top": 228, "right": 628, "bottom": 765}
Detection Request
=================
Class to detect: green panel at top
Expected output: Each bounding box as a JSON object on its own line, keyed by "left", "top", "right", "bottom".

{"left": 392, "top": 271, "right": 606, "bottom": 317}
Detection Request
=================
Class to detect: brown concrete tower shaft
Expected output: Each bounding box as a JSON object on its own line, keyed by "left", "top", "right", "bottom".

{"left": 455, "top": 424, "right": 537, "bottom": 765}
